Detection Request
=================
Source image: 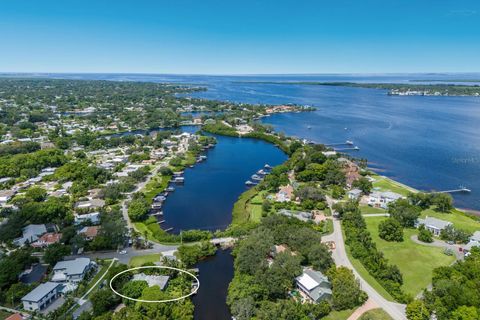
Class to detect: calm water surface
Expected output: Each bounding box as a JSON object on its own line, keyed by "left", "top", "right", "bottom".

{"left": 192, "top": 249, "right": 234, "bottom": 320}
{"left": 162, "top": 134, "right": 287, "bottom": 232}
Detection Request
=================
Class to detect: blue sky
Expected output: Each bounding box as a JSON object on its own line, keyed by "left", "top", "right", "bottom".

{"left": 0, "top": 0, "right": 479, "bottom": 74}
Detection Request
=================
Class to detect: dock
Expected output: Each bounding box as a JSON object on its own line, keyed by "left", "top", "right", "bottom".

{"left": 430, "top": 187, "right": 471, "bottom": 194}
{"left": 334, "top": 146, "right": 360, "bottom": 151}
{"left": 325, "top": 140, "right": 354, "bottom": 147}
{"left": 164, "top": 227, "right": 173, "bottom": 232}
{"left": 150, "top": 211, "right": 163, "bottom": 216}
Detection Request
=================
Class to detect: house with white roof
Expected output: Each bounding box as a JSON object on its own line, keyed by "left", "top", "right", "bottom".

{"left": 416, "top": 216, "right": 453, "bottom": 236}
{"left": 368, "top": 191, "right": 403, "bottom": 209}
{"left": 21, "top": 282, "right": 63, "bottom": 312}
{"left": 296, "top": 269, "right": 332, "bottom": 303}
{"left": 52, "top": 258, "right": 95, "bottom": 283}
{"left": 74, "top": 212, "right": 101, "bottom": 225}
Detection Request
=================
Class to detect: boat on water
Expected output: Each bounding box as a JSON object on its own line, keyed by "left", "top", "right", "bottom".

{"left": 257, "top": 169, "right": 267, "bottom": 175}
{"left": 346, "top": 140, "right": 353, "bottom": 145}
{"left": 166, "top": 186, "right": 175, "bottom": 192}
{"left": 245, "top": 180, "right": 256, "bottom": 186}
{"left": 173, "top": 177, "right": 185, "bottom": 183}
{"left": 251, "top": 174, "right": 262, "bottom": 181}
{"left": 307, "top": 125, "right": 312, "bottom": 129}
{"left": 264, "top": 164, "right": 272, "bottom": 169}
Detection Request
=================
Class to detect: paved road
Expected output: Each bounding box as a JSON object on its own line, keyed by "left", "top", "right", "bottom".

{"left": 324, "top": 196, "right": 407, "bottom": 320}
{"left": 72, "top": 237, "right": 235, "bottom": 264}
{"left": 410, "top": 235, "right": 463, "bottom": 260}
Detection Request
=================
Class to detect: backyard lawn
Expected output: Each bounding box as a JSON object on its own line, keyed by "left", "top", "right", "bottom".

{"left": 129, "top": 254, "right": 162, "bottom": 267}
{"left": 360, "top": 205, "right": 387, "bottom": 215}
{"left": 371, "top": 175, "right": 417, "bottom": 196}
{"left": 365, "top": 217, "right": 456, "bottom": 297}
{"left": 0, "top": 310, "right": 12, "bottom": 320}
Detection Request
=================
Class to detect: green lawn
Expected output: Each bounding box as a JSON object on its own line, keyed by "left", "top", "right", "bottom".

{"left": 129, "top": 254, "right": 162, "bottom": 267}
{"left": 343, "top": 227, "right": 395, "bottom": 302}
{"left": 246, "top": 191, "right": 266, "bottom": 222}
{"left": 231, "top": 187, "right": 261, "bottom": 225}
{"left": 322, "top": 308, "right": 355, "bottom": 320}
{"left": 359, "top": 308, "right": 393, "bottom": 320}
{"left": 143, "top": 174, "right": 171, "bottom": 203}
{"left": 420, "top": 207, "right": 480, "bottom": 233}
{"left": 360, "top": 205, "right": 387, "bottom": 215}
{"left": 365, "top": 217, "right": 455, "bottom": 297}
{"left": 80, "top": 261, "right": 112, "bottom": 297}
{"left": 371, "top": 175, "right": 417, "bottom": 196}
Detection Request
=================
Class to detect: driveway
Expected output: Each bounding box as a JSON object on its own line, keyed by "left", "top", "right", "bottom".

{"left": 410, "top": 235, "right": 463, "bottom": 260}
{"left": 323, "top": 196, "right": 407, "bottom": 320}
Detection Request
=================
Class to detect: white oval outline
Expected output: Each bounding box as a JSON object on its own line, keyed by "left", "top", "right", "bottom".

{"left": 109, "top": 265, "right": 200, "bottom": 303}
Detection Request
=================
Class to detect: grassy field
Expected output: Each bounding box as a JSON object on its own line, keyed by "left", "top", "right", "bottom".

{"left": 231, "top": 187, "right": 261, "bottom": 225}
{"left": 129, "top": 254, "right": 162, "bottom": 267}
{"left": 323, "top": 308, "right": 355, "bottom": 320}
{"left": 143, "top": 174, "right": 171, "bottom": 203}
{"left": 246, "top": 190, "right": 266, "bottom": 223}
{"left": 420, "top": 207, "right": 480, "bottom": 233}
{"left": 359, "top": 308, "right": 393, "bottom": 320}
{"left": 360, "top": 205, "right": 387, "bottom": 215}
{"left": 371, "top": 175, "right": 417, "bottom": 196}
{"left": 365, "top": 216, "right": 455, "bottom": 296}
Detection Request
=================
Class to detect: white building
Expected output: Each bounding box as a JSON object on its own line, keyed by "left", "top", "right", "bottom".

{"left": 52, "top": 258, "right": 95, "bottom": 283}
{"left": 416, "top": 216, "right": 453, "bottom": 236}
{"left": 368, "top": 191, "right": 403, "bottom": 209}
{"left": 22, "top": 282, "right": 62, "bottom": 312}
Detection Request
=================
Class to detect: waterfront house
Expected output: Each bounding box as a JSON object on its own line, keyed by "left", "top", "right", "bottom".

{"left": 52, "top": 257, "right": 95, "bottom": 283}
{"left": 347, "top": 188, "right": 362, "bottom": 200}
{"left": 368, "top": 191, "right": 403, "bottom": 209}
{"left": 296, "top": 269, "right": 332, "bottom": 303}
{"left": 278, "top": 209, "right": 314, "bottom": 223}
{"left": 416, "top": 216, "right": 452, "bottom": 236}
{"left": 275, "top": 185, "right": 294, "bottom": 202}
{"left": 132, "top": 273, "right": 169, "bottom": 290}
{"left": 21, "top": 282, "right": 63, "bottom": 312}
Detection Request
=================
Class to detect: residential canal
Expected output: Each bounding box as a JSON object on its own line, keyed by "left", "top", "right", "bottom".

{"left": 192, "top": 249, "right": 234, "bottom": 320}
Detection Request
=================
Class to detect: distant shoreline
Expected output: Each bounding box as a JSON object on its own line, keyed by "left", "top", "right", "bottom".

{"left": 235, "top": 81, "right": 480, "bottom": 96}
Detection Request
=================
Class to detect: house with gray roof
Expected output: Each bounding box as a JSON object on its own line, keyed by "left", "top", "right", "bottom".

{"left": 52, "top": 258, "right": 94, "bottom": 283}
{"left": 278, "top": 209, "right": 314, "bottom": 223}
{"left": 470, "top": 231, "right": 480, "bottom": 243}
{"left": 14, "top": 224, "right": 47, "bottom": 246}
{"left": 347, "top": 188, "right": 362, "bottom": 200}
{"left": 296, "top": 269, "right": 332, "bottom": 303}
{"left": 133, "top": 273, "right": 170, "bottom": 290}
{"left": 416, "top": 216, "right": 453, "bottom": 236}
{"left": 22, "top": 282, "right": 62, "bottom": 312}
